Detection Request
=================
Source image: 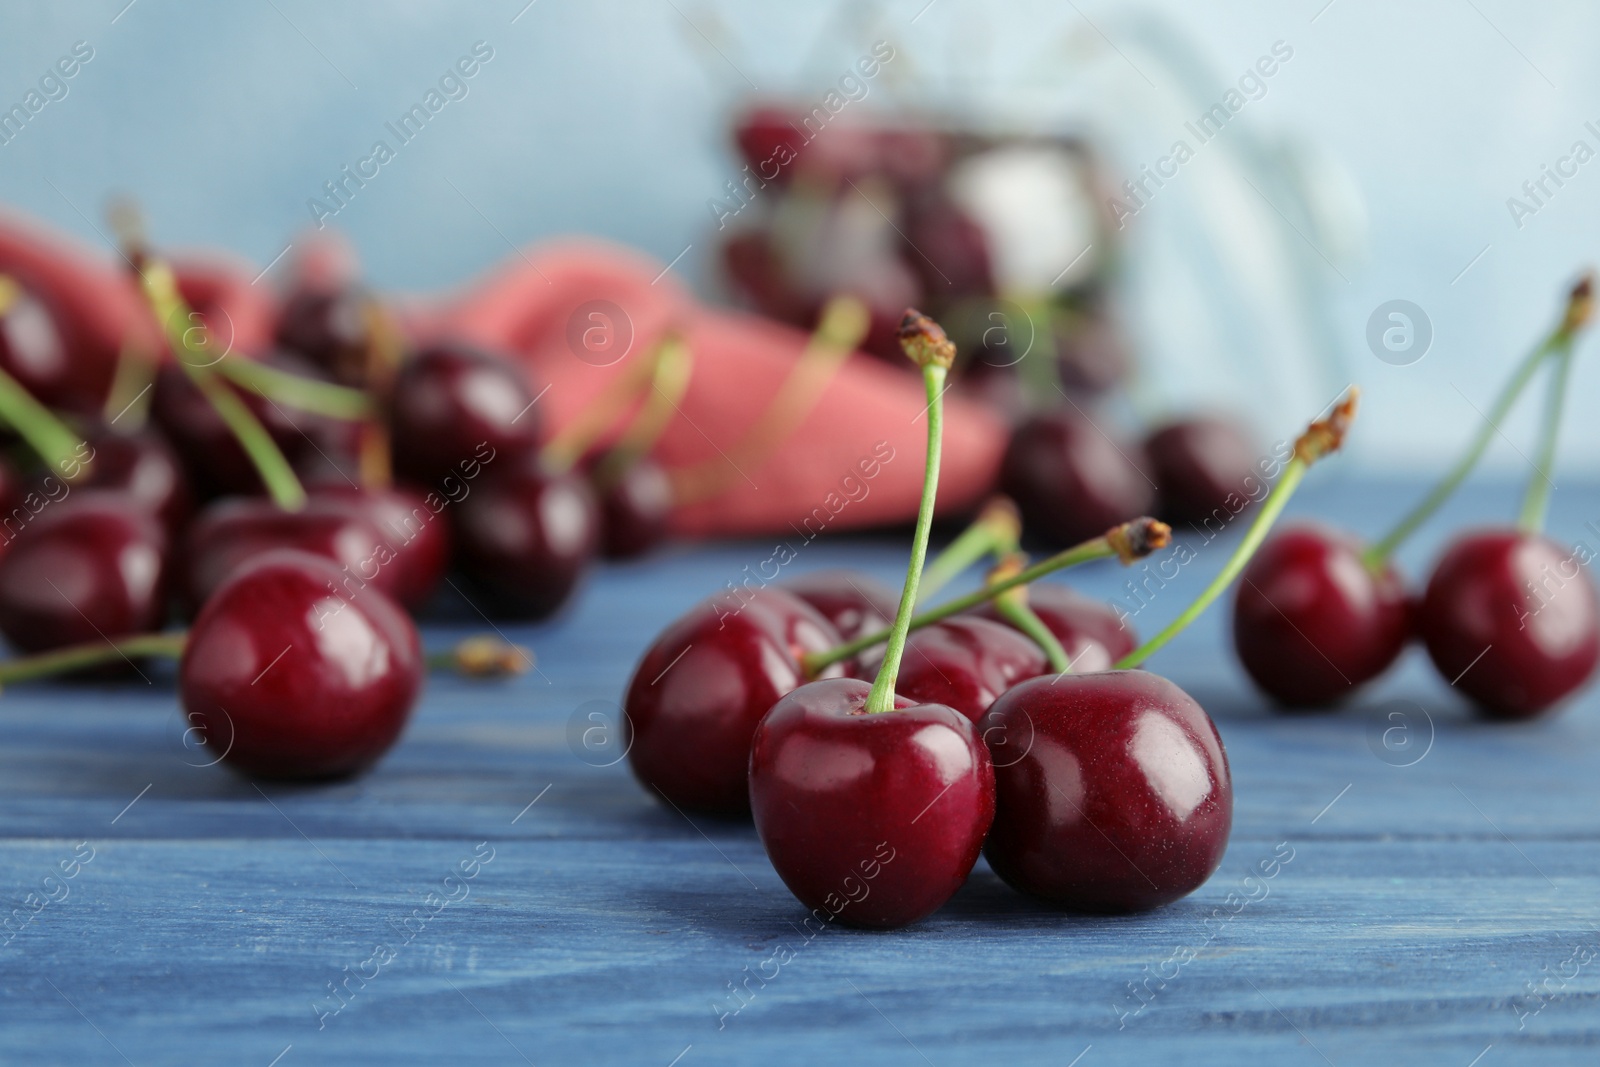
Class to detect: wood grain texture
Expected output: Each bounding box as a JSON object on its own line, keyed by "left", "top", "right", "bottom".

{"left": 3, "top": 480, "right": 1600, "bottom": 1065}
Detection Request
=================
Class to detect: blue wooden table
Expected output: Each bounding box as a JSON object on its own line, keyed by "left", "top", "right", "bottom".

{"left": 3, "top": 479, "right": 1599, "bottom": 1066}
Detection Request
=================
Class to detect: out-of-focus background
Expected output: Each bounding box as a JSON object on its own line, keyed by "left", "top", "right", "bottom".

{"left": 2, "top": 0, "right": 1597, "bottom": 472}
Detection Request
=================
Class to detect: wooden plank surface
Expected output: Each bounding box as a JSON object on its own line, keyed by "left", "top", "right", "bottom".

{"left": 3, "top": 479, "right": 1600, "bottom": 1065}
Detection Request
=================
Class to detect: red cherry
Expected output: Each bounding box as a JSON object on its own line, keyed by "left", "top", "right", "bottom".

{"left": 1143, "top": 416, "right": 1260, "bottom": 526}
{"left": 749, "top": 676, "right": 995, "bottom": 929}
{"left": 78, "top": 427, "right": 194, "bottom": 535}
{"left": 151, "top": 355, "right": 355, "bottom": 500}
{"left": 975, "top": 583, "right": 1137, "bottom": 672}
{"left": 982, "top": 670, "right": 1232, "bottom": 913}
{"left": 590, "top": 456, "right": 673, "bottom": 560}
{"left": 780, "top": 570, "right": 898, "bottom": 643}
{"left": 275, "top": 285, "right": 375, "bottom": 386}
{"left": 868, "top": 616, "right": 1047, "bottom": 722}
{"left": 1055, "top": 301, "right": 1133, "bottom": 395}
{"left": 311, "top": 484, "right": 451, "bottom": 611}
{"left": 0, "top": 491, "right": 168, "bottom": 654}
{"left": 388, "top": 342, "right": 543, "bottom": 489}
{"left": 732, "top": 107, "right": 807, "bottom": 185}
{"left": 0, "top": 279, "right": 77, "bottom": 411}
{"left": 1001, "top": 408, "right": 1154, "bottom": 547}
{"left": 623, "top": 588, "right": 842, "bottom": 814}
{"left": 1232, "top": 524, "right": 1411, "bottom": 708}
{"left": 1418, "top": 529, "right": 1600, "bottom": 719}
{"left": 452, "top": 454, "right": 599, "bottom": 619}
{"left": 180, "top": 496, "right": 404, "bottom": 614}
{"left": 180, "top": 550, "right": 422, "bottom": 780}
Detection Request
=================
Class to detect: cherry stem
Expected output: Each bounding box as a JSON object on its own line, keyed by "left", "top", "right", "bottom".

{"left": 802, "top": 517, "right": 1170, "bottom": 677}
{"left": 917, "top": 496, "right": 1021, "bottom": 605}
{"left": 1114, "top": 388, "right": 1359, "bottom": 670}
{"left": 865, "top": 359, "right": 948, "bottom": 713}
{"left": 1519, "top": 339, "right": 1577, "bottom": 534}
{"left": 214, "top": 358, "right": 373, "bottom": 420}
{"left": 0, "top": 363, "right": 88, "bottom": 481}
{"left": 987, "top": 554, "right": 1071, "bottom": 672}
{"left": 670, "top": 294, "right": 868, "bottom": 505}
{"left": 102, "top": 340, "right": 158, "bottom": 431}
{"left": 0, "top": 632, "right": 529, "bottom": 690}
{"left": 592, "top": 335, "right": 693, "bottom": 488}
{"left": 1364, "top": 274, "right": 1594, "bottom": 567}
{"left": 540, "top": 335, "right": 672, "bottom": 475}
{"left": 0, "top": 633, "right": 187, "bottom": 689}
{"left": 128, "top": 251, "right": 307, "bottom": 511}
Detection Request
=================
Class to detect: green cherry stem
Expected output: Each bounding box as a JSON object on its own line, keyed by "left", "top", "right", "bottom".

{"left": 1363, "top": 274, "right": 1593, "bottom": 567}
{"left": 987, "top": 555, "right": 1071, "bottom": 673}
{"left": 864, "top": 310, "right": 952, "bottom": 715}
{"left": 802, "top": 516, "right": 1171, "bottom": 678}
{"left": 916, "top": 496, "right": 1021, "bottom": 606}
{"left": 1519, "top": 338, "right": 1578, "bottom": 533}
{"left": 0, "top": 632, "right": 186, "bottom": 690}
{"left": 1114, "top": 387, "right": 1360, "bottom": 670}
{"left": 214, "top": 358, "right": 373, "bottom": 420}
{"left": 592, "top": 335, "right": 693, "bottom": 487}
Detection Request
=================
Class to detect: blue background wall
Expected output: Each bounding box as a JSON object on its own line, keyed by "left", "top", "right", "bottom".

{"left": 2, "top": 0, "right": 1598, "bottom": 477}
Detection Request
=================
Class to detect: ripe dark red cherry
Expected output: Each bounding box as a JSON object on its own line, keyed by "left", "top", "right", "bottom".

{"left": 590, "top": 456, "right": 674, "bottom": 560}
{"left": 312, "top": 484, "right": 451, "bottom": 610}
{"left": 79, "top": 427, "right": 194, "bottom": 535}
{"left": 975, "top": 583, "right": 1136, "bottom": 673}
{"left": 1000, "top": 408, "right": 1154, "bottom": 547}
{"left": 452, "top": 454, "right": 599, "bottom": 619}
{"left": 275, "top": 285, "right": 375, "bottom": 386}
{"left": 0, "top": 491, "right": 168, "bottom": 654}
{"left": 749, "top": 676, "right": 995, "bottom": 929}
{"left": 1232, "top": 524, "right": 1410, "bottom": 708}
{"left": 982, "top": 671, "right": 1232, "bottom": 913}
{"left": 1418, "top": 529, "right": 1600, "bottom": 719}
{"left": 623, "top": 588, "right": 842, "bottom": 814}
{"left": 388, "top": 342, "right": 543, "bottom": 488}
{"left": 151, "top": 356, "right": 355, "bottom": 500}
{"left": 870, "top": 616, "right": 1046, "bottom": 722}
{"left": 1143, "top": 416, "right": 1259, "bottom": 526}
{"left": 179, "top": 550, "right": 423, "bottom": 780}
{"left": 0, "top": 279, "right": 87, "bottom": 413}
{"left": 181, "top": 496, "right": 404, "bottom": 614}
{"left": 781, "top": 570, "right": 899, "bottom": 642}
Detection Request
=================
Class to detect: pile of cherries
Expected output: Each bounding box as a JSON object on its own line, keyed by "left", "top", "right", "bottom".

{"left": 0, "top": 213, "right": 695, "bottom": 780}
{"left": 1234, "top": 274, "right": 1599, "bottom": 720}
{"left": 722, "top": 106, "right": 1263, "bottom": 553}
{"left": 622, "top": 309, "right": 1355, "bottom": 927}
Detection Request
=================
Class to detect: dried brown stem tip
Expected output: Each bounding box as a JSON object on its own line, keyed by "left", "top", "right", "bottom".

{"left": 897, "top": 308, "right": 956, "bottom": 370}
{"left": 1106, "top": 517, "right": 1172, "bottom": 565}
{"left": 1294, "top": 386, "right": 1361, "bottom": 465}
{"left": 985, "top": 552, "right": 1029, "bottom": 608}
{"left": 446, "top": 635, "right": 533, "bottom": 678}
{"left": 1562, "top": 271, "right": 1596, "bottom": 335}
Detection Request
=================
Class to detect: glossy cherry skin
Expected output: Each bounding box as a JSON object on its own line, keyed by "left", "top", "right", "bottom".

{"left": 312, "top": 484, "right": 451, "bottom": 611}
{"left": 275, "top": 285, "right": 375, "bottom": 386}
{"left": 452, "top": 453, "right": 599, "bottom": 620}
{"left": 590, "top": 456, "right": 673, "bottom": 560}
{"left": 749, "top": 677, "right": 995, "bottom": 929}
{"left": 0, "top": 280, "right": 82, "bottom": 413}
{"left": 78, "top": 428, "right": 194, "bottom": 535}
{"left": 623, "top": 588, "right": 842, "bottom": 814}
{"left": 1143, "top": 416, "right": 1260, "bottom": 527}
{"left": 1001, "top": 408, "right": 1154, "bottom": 547}
{"left": 0, "top": 491, "right": 167, "bottom": 654}
{"left": 180, "top": 550, "right": 423, "bottom": 780}
{"left": 869, "top": 617, "right": 1047, "bottom": 722}
{"left": 151, "top": 355, "right": 355, "bottom": 500}
{"left": 976, "top": 583, "right": 1137, "bottom": 673}
{"left": 388, "top": 342, "right": 543, "bottom": 489}
{"left": 982, "top": 671, "right": 1232, "bottom": 913}
{"left": 180, "top": 496, "right": 404, "bottom": 615}
{"left": 1232, "top": 524, "right": 1411, "bottom": 708}
{"left": 1418, "top": 529, "right": 1600, "bottom": 720}
{"left": 781, "top": 570, "right": 899, "bottom": 642}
